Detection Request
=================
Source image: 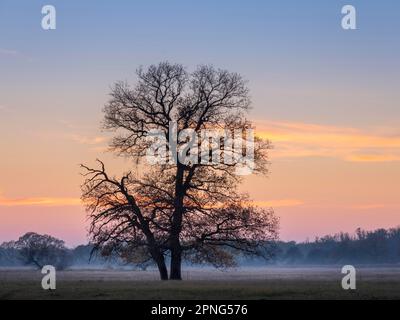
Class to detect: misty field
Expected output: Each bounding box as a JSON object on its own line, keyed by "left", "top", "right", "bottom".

{"left": 0, "top": 267, "right": 399, "bottom": 300}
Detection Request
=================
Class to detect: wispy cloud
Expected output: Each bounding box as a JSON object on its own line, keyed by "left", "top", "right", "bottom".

{"left": 351, "top": 204, "right": 388, "bottom": 210}
{"left": 0, "top": 194, "right": 302, "bottom": 209}
{"left": 345, "top": 154, "right": 400, "bottom": 163}
{"left": 68, "top": 134, "right": 107, "bottom": 146}
{"left": 0, "top": 104, "right": 13, "bottom": 114}
{"left": 255, "top": 120, "right": 400, "bottom": 163}
{"left": 0, "top": 48, "right": 32, "bottom": 62}
{"left": 0, "top": 48, "right": 20, "bottom": 56}
{"left": 253, "top": 199, "right": 304, "bottom": 208}
{"left": 0, "top": 196, "right": 81, "bottom": 207}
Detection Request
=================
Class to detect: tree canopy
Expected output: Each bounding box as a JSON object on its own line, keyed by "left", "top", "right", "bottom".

{"left": 81, "top": 62, "right": 278, "bottom": 280}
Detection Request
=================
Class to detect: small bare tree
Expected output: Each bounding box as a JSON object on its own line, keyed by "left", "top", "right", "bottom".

{"left": 8, "top": 232, "right": 72, "bottom": 270}
{"left": 81, "top": 62, "right": 278, "bottom": 280}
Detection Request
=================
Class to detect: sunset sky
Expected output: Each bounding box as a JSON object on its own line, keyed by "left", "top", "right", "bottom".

{"left": 1, "top": 0, "right": 399, "bottom": 246}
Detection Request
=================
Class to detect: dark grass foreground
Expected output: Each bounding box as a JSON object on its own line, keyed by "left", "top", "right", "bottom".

{"left": 0, "top": 267, "right": 399, "bottom": 300}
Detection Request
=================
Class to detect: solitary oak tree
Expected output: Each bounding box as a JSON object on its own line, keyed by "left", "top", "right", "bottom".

{"left": 81, "top": 62, "right": 278, "bottom": 280}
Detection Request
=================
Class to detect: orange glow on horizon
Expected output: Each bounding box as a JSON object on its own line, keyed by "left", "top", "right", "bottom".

{"left": 254, "top": 120, "right": 400, "bottom": 163}
{"left": 0, "top": 120, "right": 399, "bottom": 245}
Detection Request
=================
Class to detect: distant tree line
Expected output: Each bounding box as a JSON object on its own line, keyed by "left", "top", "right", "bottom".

{"left": 0, "top": 232, "right": 118, "bottom": 270}
{"left": 269, "top": 227, "right": 400, "bottom": 265}
{"left": 1, "top": 227, "right": 399, "bottom": 269}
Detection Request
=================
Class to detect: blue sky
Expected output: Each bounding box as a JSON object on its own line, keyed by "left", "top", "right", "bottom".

{"left": 1, "top": 0, "right": 399, "bottom": 125}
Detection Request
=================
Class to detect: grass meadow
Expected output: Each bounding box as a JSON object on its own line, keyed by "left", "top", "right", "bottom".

{"left": 0, "top": 267, "right": 399, "bottom": 300}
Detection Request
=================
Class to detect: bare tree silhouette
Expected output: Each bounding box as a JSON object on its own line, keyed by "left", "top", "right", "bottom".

{"left": 4, "top": 232, "right": 72, "bottom": 270}
{"left": 81, "top": 62, "right": 278, "bottom": 280}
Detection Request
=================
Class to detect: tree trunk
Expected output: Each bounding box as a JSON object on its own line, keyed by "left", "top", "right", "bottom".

{"left": 155, "top": 255, "right": 169, "bottom": 281}
{"left": 145, "top": 235, "right": 169, "bottom": 280}
{"left": 170, "top": 243, "right": 182, "bottom": 280}
{"left": 148, "top": 247, "right": 168, "bottom": 280}
{"left": 170, "top": 163, "right": 184, "bottom": 280}
{"left": 169, "top": 206, "right": 183, "bottom": 280}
